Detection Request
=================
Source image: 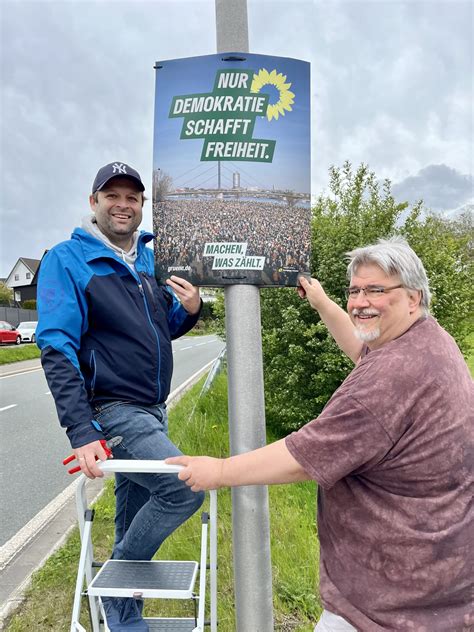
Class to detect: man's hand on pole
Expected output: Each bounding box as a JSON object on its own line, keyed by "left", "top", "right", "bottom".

{"left": 166, "top": 275, "right": 201, "bottom": 315}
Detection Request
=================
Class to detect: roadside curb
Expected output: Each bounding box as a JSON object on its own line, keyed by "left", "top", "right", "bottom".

{"left": 0, "top": 359, "right": 42, "bottom": 378}
{"left": 0, "top": 477, "right": 104, "bottom": 628}
{"left": 0, "top": 357, "right": 216, "bottom": 627}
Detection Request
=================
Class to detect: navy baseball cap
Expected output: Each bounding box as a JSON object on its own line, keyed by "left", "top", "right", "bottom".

{"left": 92, "top": 162, "right": 145, "bottom": 194}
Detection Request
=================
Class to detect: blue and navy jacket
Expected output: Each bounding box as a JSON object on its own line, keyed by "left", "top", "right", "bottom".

{"left": 37, "top": 228, "right": 200, "bottom": 448}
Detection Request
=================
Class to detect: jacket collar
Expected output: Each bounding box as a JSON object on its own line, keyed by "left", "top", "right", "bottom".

{"left": 71, "top": 227, "right": 154, "bottom": 263}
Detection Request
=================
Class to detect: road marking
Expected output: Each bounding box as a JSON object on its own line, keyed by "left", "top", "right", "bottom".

{"left": 45, "top": 391, "right": 51, "bottom": 395}
{"left": 0, "top": 366, "right": 42, "bottom": 379}
{"left": 180, "top": 346, "right": 192, "bottom": 350}
{"left": 0, "top": 359, "right": 218, "bottom": 575}
{"left": 0, "top": 404, "right": 17, "bottom": 412}
{"left": 196, "top": 341, "right": 220, "bottom": 346}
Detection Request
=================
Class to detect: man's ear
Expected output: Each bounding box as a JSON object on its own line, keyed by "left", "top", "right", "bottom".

{"left": 407, "top": 289, "right": 422, "bottom": 313}
{"left": 89, "top": 194, "right": 96, "bottom": 212}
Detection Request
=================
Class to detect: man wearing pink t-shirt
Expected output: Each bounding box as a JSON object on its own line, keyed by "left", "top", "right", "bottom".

{"left": 168, "top": 237, "right": 473, "bottom": 632}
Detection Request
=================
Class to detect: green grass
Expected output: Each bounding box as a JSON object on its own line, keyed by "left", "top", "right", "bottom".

{"left": 6, "top": 334, "right": 472, "bottom": 631}
{"left": 5, "top": 373, "right": 320, "bottom": 631}
{"left": 465, "top": 332, "right": 474, "bottom": 376}
{"left": 0, "top": 344, "right": 41, "bottom": 365}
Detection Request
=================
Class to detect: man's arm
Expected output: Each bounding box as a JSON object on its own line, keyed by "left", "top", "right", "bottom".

{"left": 37, "top": 249, "right": 107, "bottom": 477}
{"left": 298, "top": 276, "right": 362, "bottom": 363}
{"left": 166, "top": 439, "right": 311, "bottom": 492}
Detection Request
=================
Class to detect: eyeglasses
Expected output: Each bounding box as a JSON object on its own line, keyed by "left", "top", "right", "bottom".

{"left": 344, "top": 284, "right": 404, "bottom": 300}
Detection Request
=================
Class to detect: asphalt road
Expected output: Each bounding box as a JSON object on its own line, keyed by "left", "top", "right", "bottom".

{"left": 0, "top": 334, "right": 224, "bottom": 546}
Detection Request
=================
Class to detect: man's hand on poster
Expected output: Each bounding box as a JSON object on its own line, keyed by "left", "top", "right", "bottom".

{"left": 166, "top": 275, "right": 201, "bottom": 314}
{"left": 297, "top": 275, "right": 329, "bottom": 311}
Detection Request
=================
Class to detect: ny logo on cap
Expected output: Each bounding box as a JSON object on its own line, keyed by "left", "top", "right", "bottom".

{"left": 112, "top": 163, "right": 127, "bottom": 175}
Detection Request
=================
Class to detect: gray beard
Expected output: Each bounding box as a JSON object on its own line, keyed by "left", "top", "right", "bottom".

{"left": 354, "top": 326, "right": 381, "bottom": 343}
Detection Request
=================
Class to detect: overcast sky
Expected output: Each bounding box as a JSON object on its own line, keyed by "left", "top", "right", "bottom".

{"left": 1, "top": 0, "right": 472, "bottom": 276}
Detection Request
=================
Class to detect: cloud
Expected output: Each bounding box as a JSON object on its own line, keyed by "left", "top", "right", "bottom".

{"left": 0, "top": 1, "right": 215, "bottom": 274}
{"left": 0, "top": 0, "right": 472, "bottom": 275}
{"left": 392, "top": 164, "right": 473, "bottom": 212}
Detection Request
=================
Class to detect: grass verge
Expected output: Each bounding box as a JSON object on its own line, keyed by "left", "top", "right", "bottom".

{"left": 5, "top": 373, "right": 320, "bottom": 632}
{"left": 6, "top": 338, "right": 472, "bottom": 630}
{"left": 0, "top": 344, "right": 41, "bottom": 365}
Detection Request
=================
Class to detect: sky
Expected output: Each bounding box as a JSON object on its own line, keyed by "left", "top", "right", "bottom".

{"left": 153, "top": 53, "right": 311, "bottom": 193}
{"left": 1, "top": 0, "right": 472, "bottom": 277}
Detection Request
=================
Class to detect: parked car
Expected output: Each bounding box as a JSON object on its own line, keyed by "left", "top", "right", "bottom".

{"left": 17, "top": 321, "right": 38, "bottom": 343}
{"left": 0, "top": 321, "right": 21, "bottom": 345}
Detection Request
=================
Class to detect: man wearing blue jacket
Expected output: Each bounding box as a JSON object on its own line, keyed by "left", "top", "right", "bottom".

{"left": 37, "top": 162, "right": 204, "bottom": 631}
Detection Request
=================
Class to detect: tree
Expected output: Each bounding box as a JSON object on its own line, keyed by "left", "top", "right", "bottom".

{"left": 0, "top": 282, "right": 12, "bottom": 306}
{"left": 260, "top": 162, "right": 473, "bottom": 436}
{"left": 200, "top": 301, "right": 215, "bottom": 321}
{"left": 401, "top": 210, "right": 473, "bottom": 347}
{"left": 153, "top": 170, "right": 173, "bottom": 202}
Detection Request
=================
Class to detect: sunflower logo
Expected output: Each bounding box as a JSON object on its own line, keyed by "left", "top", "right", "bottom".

{"left": 251, "top": 68, "right": 295, "bottom": 122}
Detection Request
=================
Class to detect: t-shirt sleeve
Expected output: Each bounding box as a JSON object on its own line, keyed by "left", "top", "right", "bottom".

{"left": 286, "top": 392, "right": 393, "bottom": 489}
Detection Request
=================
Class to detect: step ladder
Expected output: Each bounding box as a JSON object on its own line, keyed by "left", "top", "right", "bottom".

{"left": 70, "top": 460, "right": 217, "bottom": 632}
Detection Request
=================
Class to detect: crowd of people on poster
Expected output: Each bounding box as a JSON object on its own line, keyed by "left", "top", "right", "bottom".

{"left": 154, "top": 197, "right": 311, "bottom": 286}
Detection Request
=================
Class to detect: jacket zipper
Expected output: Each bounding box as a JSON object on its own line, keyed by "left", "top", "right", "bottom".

{"left": 87, "top": 243, "right": 163, "bottom": 403}
{"left": 138, "top": 282, "right": 162, "bottom": 402}
{"left": 90, "top": 350, "right": 97, "bottom": 399}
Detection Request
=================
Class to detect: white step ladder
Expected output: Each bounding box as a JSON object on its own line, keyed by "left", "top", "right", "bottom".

{"left": 70, "top": 460, "right": 217, "bottom": 632}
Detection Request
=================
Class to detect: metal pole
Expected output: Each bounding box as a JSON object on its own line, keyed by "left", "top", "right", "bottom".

{"left": 216, "top": 1, "right": 274, "bottom": 629}
{"left": 215, "top": 0, "right": 249, "bottom": 52}
{"left": 225, "top": 286, "right": 274, "bottom": 631}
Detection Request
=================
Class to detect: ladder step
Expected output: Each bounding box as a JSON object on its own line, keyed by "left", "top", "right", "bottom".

{"left": 145, "top": 619, "right": 197, "bottom": 631}
{"left": 88, "top": 560, "right": 198, "bottom": 599}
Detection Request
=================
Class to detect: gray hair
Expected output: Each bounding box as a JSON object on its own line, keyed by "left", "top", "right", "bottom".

{"left": 346, "top": 236, "right": 431, "bottom": 313}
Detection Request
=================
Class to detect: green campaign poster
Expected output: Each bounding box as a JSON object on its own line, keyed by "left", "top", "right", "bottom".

{"left": 153, "top": 52, "right": 310, "bottom": 287}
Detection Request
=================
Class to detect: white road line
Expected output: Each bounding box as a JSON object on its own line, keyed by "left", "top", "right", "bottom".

{"left": 0, "top": 366, "right": 42, "bottom": 379}
{"left": 195, "top": 342, "right": 207, "bottom": 346}
{"left": 45, "top": 391, "right": 51, "bottom": 395}
{"left": 180, "top": 346, "right": 192, "bottom": 350}
{"left": 0, "top": 404, "right": 17, "bottom": 412}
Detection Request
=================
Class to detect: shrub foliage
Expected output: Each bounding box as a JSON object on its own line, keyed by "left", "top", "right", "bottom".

{"left": 261, "top": 162, "right": 473, "bottom": 436}
{"left": 22, "top": 299, "right": 37, "bottom": 309}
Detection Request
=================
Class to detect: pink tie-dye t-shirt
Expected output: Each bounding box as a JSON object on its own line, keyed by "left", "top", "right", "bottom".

{"left": 286, "top": 317, "right": 473, "bottom": 631}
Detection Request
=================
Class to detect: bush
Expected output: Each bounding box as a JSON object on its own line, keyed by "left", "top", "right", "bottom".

{"left": 22, "top": 299, "right": 37, "bottom": 309}
{"left": 261, "top": 162, "right": 473, "bottom": 436}
{"left": 0, "top": 282, "right": 12, "bottom": 306}
{"left": 200, "top": 301, "right": 215, "bottom": 320}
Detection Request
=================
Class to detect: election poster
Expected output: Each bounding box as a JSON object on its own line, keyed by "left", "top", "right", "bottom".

{"left": 153, "top": 52, "right": 310, "bottom": 287}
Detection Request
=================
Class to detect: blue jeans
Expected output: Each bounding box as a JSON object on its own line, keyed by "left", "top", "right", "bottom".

{"left": 93, "top": 401, "right": 204, "bottom": 561}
